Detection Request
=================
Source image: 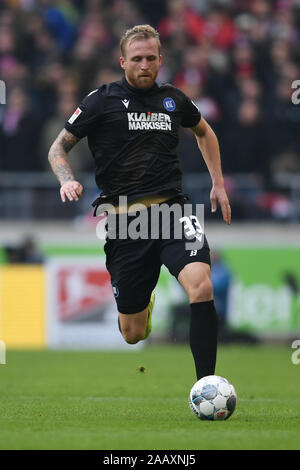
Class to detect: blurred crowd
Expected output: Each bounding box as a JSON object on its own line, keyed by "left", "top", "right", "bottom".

{"left": 0, "top": 0, "right": 300, "bottom": 219}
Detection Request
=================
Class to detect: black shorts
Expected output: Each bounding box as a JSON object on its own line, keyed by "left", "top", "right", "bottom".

{"left": 104, "top": 196, "right": 210, "bottom": 314}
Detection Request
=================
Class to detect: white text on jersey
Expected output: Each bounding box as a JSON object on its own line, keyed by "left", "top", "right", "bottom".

{"left": 127, "top": 112, "right": 171, "bottom": 131}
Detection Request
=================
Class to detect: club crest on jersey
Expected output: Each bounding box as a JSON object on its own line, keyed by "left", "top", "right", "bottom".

{"left": 127, "top": 112, "right": 171, "bottom": 131}
{"left": 163, "top": 97, "right": 176, "bottom": 112}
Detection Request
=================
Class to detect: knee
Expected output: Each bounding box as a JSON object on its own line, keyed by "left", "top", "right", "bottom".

{"left": 187, "top": 277, "right": 213, "bottom": 303}
{"left": 121, "top": 325, "right": 145, "bottom": 344}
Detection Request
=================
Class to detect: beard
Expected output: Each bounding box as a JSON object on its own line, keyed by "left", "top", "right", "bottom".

{"left": 126, "top": 71, "right": 158, "bottom": 90}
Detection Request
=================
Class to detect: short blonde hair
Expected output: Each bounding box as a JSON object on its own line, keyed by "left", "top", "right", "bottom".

{"left": 120, "top": 24, "right": 161, "bottom": 57}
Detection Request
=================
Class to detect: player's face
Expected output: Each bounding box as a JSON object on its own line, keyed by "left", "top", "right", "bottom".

{"left": 120, "top": 38, "right": 162, "bottom": 90}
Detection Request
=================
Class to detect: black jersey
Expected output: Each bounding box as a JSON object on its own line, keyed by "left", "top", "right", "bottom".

{"left": 64, "top": 77, "right": 201, "bottom": 204}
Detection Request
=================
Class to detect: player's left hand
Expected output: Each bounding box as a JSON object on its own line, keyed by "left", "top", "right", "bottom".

{"left": 60, "top": 180, "right": 83, "bottom": 203}
{"left": 210, "top": 184, "right": 231, "bottom": 224}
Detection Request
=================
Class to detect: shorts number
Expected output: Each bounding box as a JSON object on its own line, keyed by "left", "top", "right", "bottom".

{"left": 179, "top": 215, "right": 203, "bottom": 242}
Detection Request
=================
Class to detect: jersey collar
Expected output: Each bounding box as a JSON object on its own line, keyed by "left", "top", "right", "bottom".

{"left": 122, "top": 77, "right": 159, "bottom": 95}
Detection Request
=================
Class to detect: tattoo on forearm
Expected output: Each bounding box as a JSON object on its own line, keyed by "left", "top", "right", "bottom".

{"left": 48, "top": 129, "right": 80, "bottom": 184}
{"left": 60, "top": 131, "right": 80, "bottom": 153}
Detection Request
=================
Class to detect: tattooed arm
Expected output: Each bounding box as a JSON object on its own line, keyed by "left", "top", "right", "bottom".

{"left": 48, "top": 129, "right": 83, "bottom": 203}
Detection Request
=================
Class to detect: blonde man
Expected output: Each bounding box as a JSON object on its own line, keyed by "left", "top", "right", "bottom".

{"left": 49, "top": 25, "right": 231, "bottom": 380}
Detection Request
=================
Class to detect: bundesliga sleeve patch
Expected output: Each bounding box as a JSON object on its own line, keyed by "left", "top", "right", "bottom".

{"left": 68, "top": 107, "right": 82, "bottom": 124}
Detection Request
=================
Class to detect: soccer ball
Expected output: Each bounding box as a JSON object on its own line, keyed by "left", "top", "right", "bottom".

{"left": 189, "top": 375, "right": 237, "bottom": 421}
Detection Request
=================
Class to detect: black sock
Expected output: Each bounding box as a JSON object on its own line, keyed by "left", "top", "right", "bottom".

{"left": 189, "top": 300, "right": 218, "bottom": 380}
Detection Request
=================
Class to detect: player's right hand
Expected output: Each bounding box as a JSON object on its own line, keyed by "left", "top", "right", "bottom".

{"left": 60, "top": 180, "right": 83, "bottom": 202}
{"left": 210, "top": 184, "right": 231, "bottom": 225}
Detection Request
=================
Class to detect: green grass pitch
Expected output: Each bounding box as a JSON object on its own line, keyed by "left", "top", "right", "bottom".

{"left": 0, "top": 344, "right": 299, "bottom": 450}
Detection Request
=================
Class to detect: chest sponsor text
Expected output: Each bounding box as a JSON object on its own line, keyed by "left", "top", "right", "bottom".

{"left": 127, "top": 112, "right": 171, "bottom": 131}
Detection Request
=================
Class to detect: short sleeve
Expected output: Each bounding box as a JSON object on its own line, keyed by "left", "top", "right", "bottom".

{"left": 180, "top": 95, "right": 201, "bottom": 128}
{"left": 64, "top": 88, "right": 104, "bottom": 138}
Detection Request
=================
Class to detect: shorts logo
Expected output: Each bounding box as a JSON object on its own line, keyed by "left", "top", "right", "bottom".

{"left": 112, "top": 282, "right": 119, "bottom": 298}
{"left": 163, "top": 97, "right": 176, "bottom": 112}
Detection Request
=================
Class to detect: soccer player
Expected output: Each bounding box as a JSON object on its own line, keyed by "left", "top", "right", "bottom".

{"left": 48, "top": 25, "right": 231, "bottom": 380}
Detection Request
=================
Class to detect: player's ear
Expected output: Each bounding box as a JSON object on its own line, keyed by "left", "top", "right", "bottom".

{"left": 120, "top": 56, "right": 126, "bottom": 70}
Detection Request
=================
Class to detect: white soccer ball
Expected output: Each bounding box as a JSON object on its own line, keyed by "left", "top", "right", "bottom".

{"left": 189, "top": 375, "right": 237, "bottom": 421}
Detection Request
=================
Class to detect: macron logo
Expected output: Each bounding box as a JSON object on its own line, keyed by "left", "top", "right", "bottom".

{"left": 121, "top": 99, "right": 130, "bottom": 109}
